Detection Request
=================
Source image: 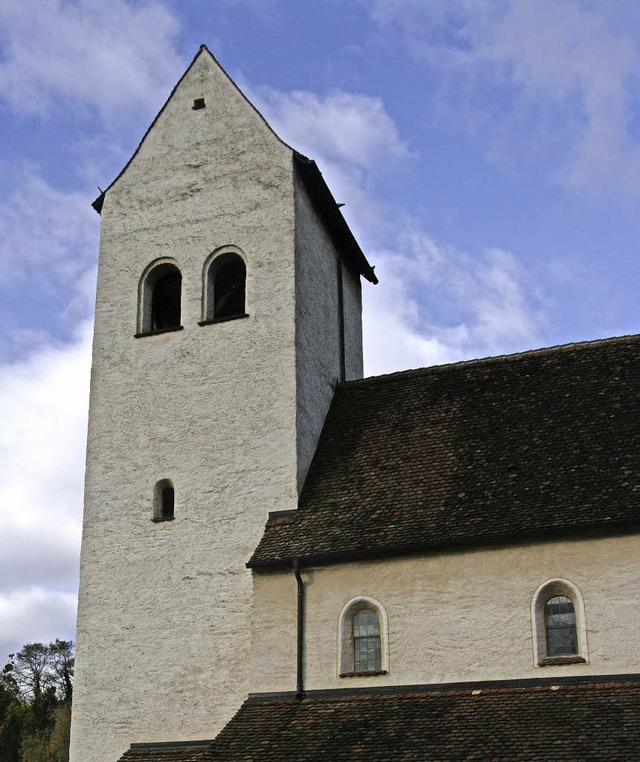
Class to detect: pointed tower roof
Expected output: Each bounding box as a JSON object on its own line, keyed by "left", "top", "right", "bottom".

{"left": 92, "top": 44, "right": 377, "bottom": 284}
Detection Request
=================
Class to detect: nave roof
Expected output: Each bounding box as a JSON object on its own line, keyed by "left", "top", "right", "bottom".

{"left": 251, "top": 334, "right": 640, "bottom": 567}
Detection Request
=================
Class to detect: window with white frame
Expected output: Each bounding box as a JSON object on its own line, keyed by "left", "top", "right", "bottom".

{"left": 532, "top": 579, "right": 588, "bottom": 666}
{"left": 338, "top": 597, "right": 388, "bottom": 677}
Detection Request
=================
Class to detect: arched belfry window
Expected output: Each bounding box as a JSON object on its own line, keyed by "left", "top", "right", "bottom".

{"left": 153, "top": 479, "right": 174, "bottom": 521}
{"left": 338, "top": 597, "right": 388, "bottom": 678}
{"left": 137, "top": 259, "right": 183, "bottom": 336}
{"left": 532, "top": 580, "right": 588, "bottom": 666}
{"left": 201, "top": 247, "right": 247, "bottom": 324}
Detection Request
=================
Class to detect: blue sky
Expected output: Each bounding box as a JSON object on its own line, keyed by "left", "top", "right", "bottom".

{"left": 1, "top": 0, "right": 639, "bottom": 662}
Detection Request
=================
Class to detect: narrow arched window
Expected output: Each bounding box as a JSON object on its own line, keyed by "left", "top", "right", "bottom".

{"left": 353, "top": 609, "right": 381, "bottom": 672}
{"left": 137, "top": 259, "right": 183, "bottom": 336}
{"left": 338, "top": 597, "right": 388, "bottom": 677}
{"left": 532, "top": 580, "right": 587, "bottom": 666}
{"left": 201, "top": 249, "right": 247, "bottom": 324}
{"left": 214, "top": 256, "right": 245, "bottom": 319}
{"left": 151, "top": 269, "right": 181, "bottom": 330}
{"left": 544, "top": 595, "right": 578, "bottom": 657}
{"left": 153, "top": 479, "right": 174, "bottom": 521}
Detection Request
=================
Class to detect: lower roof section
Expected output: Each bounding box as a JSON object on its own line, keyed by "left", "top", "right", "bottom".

{"left": 117, "top": 675, "right": 640, "bottom": 761}
{"left": 117, "top": 740, "right": 214, "bottom": 761}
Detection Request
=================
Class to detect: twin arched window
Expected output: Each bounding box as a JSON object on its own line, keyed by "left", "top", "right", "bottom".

{"left": 532, "top": 580, "right": 587, "bottom": 666}
{"left": 137, "top": 248, "right": 247, "bottom": 336}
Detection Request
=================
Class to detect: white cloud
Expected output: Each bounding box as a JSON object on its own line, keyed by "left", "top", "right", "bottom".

{"left": 244, "top": 77, "right": 545, "bottom": 374}
{"left": 0, "top": 588, "right": 77, "bottom": 664}
{"left": 367, "top": 0, "right": 640, "bottom": 201}
{"left": 247, "top": 84, "right": 412, "bottom": 251}
{"left": 0, "top": 323, "right": 91, "bottom": 661}
{"left": 0, "top": 169, "right": 97, "bottom": 286}
{"left": 252, "top": 87, "right": 411, "bottom": 169}
{"left": 470, "top": 1, "right": 640, "bottom": 200}
{"left": 363, "top": 231, "right": 546, "bottom": 376}
{"left": 0, "top": 0, "right": 183, "bottom": 123}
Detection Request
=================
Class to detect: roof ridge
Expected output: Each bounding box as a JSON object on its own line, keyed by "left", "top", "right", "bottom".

{"left": 347, "top": 332, "right": 640, "bottom": 388}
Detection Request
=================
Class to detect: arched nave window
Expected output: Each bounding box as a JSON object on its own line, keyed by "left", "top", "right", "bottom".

{"left": 338, "top": 596, "right": 388, "bottom": 677}
{"left": 532, "top": 579, "right": 588, "bottom": 666}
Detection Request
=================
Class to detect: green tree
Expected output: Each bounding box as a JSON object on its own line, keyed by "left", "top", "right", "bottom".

{"left": 19, "top": 702, "right": 71, "bottom": 762}
{"left": 46, "top": 702, "right": 71, "bottom": 762}
{"left": 47, "top": 643, "right": 73, "bottom": 703}
{"left": 9, "top": 645, "right": 50, "bottom": 702}
{"left": 0, "top": 700, "right": 24, "bottom": 762}
{"left": 0, "top": 641, "right": 73, "bottom": 762}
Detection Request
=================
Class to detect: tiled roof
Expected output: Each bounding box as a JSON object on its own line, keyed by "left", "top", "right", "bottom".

{"left": 251, "top": 335, "right": 640, "bottom": 566}
{"left": 206, "top": 679, "right": 640, "bottom": 761}
{"left": 117, "top": 741, "right": 214, "bottom": 762}
{"left": 114, "top": 680, "right": 640, "bottom": 761}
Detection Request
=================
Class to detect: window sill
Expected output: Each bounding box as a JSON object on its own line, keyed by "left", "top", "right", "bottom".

{"left": 538, "top": 656, "right": 586, "bottom": 667}
{"left": 339, "top": 670, "right": 388, "bottom": 678}
{"left": 151, "top": 516, "right": 175, "bottom": 523}
{"left": 198, "top": 313, "right": 249, "bottom": 326}
{"left": 134, "top": 326, "right": 184, "bottom": 338}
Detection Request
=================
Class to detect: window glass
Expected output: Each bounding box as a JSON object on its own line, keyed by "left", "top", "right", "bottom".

{"left": 544, "top": 595, "right": 578, "bottom": 656}
{"left": 353, "top": 609, "right": 381, "bottom": 672}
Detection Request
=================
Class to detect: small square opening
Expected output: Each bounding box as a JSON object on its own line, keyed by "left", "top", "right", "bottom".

{"left": 192, "top": 98, "right": 206, "bottom": 110}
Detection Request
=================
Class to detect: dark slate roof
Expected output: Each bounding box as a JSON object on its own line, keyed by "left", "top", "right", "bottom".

{"left": 208, "top": 679, "right": 640, "bottom": 761}
{"left": 250, "top": 335, "right": 640, "bottom": 567}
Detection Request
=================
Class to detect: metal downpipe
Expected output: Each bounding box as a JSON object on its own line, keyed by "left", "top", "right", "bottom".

{"left": 293, "top": 559, "right": 305, "bottom": 699}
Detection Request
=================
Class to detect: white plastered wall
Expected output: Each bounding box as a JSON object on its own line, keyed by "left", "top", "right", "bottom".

{"left": 71, "top": 50, "right": 301, "bottom": 762}
{"left": 250, "top": 533, "right": 640, "bottom": 693}
{"left": 293, "top": 172, "right": 363, "bottom": 492}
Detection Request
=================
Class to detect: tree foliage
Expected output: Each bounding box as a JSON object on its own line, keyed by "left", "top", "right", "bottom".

{"left": 0, "top": 641, "right": 73, "bottom": 762}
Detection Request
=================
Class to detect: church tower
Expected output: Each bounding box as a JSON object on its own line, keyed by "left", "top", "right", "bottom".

{"left": 70, "top": 46, "right": 376, "bottom": 762}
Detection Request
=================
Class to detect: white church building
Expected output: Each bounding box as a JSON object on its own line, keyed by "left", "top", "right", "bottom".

{"left": 69, "top": 46, "right": 640, "bottom": 761}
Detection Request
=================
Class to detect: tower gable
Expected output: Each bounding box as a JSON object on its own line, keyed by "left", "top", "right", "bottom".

{"left": 96, "top": 45, "right": 293, "bottom": 215}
